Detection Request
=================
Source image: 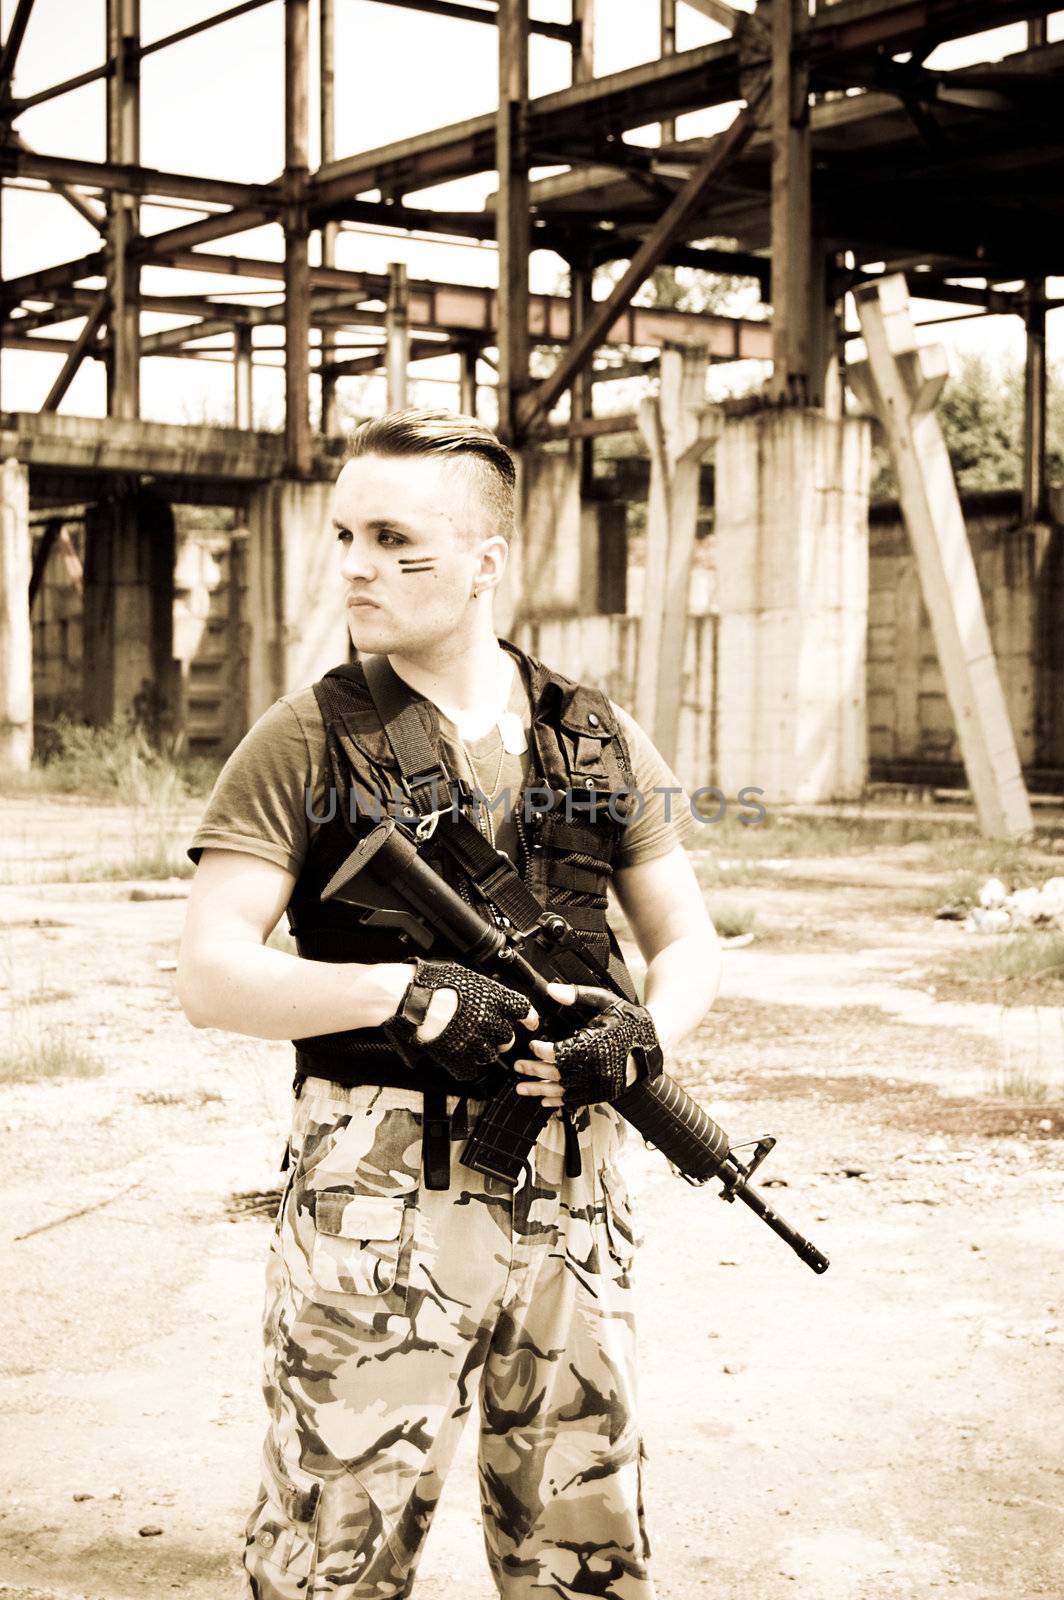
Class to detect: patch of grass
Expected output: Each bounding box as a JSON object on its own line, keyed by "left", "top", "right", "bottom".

{"left": 0, "top": 1025, "right": 102, "bottom": 1084}
{"left": 707, "top": 900, "right": 758, "bottom": 939}
{"left": 137, "top": 1088, "right": 224, "bottom": 1107}
{"left": 990, "top": 1065, "right": 1050, "bottom": 1103}
{"left": 77, "top": 852, "right": 195, "bottom": 883}
{"left": 968, "top": 930, "right": 1064, "bottom": 986}
{"left": 23, "top": 986, "right": 75, "bottom": 1007}
{"left": 25, "top": 717, "right": 220, "bottom": 799}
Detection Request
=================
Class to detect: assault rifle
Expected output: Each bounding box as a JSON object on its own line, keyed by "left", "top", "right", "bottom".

{"left": 322, "top": 817, "right": 829, "bottom": 1275}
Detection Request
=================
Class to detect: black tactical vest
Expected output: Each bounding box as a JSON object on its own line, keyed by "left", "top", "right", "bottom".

{"left": 288, "top": 639, "right": 640, "bottom": 1093}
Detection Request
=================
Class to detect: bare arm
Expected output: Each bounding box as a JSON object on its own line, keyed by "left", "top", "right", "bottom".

{"left": 176, "top": 848, "right": 412, "bottom": 1039}
{"left": 612, "top": 843, "right": 722, "bottom": 1049}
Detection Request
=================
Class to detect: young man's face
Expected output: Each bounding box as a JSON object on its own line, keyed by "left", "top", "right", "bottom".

{"left": 331, "top": 451, "right": 503, "bottom": 660}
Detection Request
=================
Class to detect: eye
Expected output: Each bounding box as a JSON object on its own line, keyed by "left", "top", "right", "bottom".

{"left": 377, "top": 529, "right": 406, "bottom": 548}
{"left": 335, "top": 527, "right": 352, "bottom": 545}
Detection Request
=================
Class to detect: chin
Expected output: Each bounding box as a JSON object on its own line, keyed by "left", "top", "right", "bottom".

{"left": 346, "top": 613, "right": 395, "bottom": 653}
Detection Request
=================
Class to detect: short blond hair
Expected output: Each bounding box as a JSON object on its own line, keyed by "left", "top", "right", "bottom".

{"left": 347, "top": 408, "right": 516, "bottom": 539}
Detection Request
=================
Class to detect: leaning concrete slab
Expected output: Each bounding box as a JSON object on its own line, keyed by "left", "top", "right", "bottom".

{"left": 852, "top": 275, "right": 1033, "bottom": 839}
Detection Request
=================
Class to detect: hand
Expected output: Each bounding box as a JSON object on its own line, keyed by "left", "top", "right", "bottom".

{"left": 512, "top": 979, "right": 659, "bottom": 1107}
{"left": 513, "top": 982, "right": 662, "bottom": 1108}
{"left": 384, "top": 959, "right": 539, "bottom": 1083}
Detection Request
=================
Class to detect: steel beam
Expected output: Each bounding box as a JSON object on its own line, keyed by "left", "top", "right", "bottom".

{"left": 362, "top": 0, "right": 575, "bottom": 41}
{"left": 10, "top": 0, "right": 276, "bottom": 115}
{"left": 0, "top": 0, "right": 35, "bottom": 96}
{"left": 496, "top": 0, "right": 530, "bottom": 444}
{"left": 811, "top": 0, "right": 1053, "bottom": 59}
{"left": 319, "top": 0, "right": 340, "bottom": 437}
{"left": 284, "top": 0, "right": 311, "bottom": 476}
{"left": 0, "top": 252, "right": 105, "bottom": 309}
{"left": 309, "top": 2, "right": 1052, "bottom": 209}
{"left": 1022, "top": 280, "right": 1047, "bottom": 524}
{"left": 385, "top": 262, "right": 410, "bottom": 409}
{"left": 42, "top": 295, "right": 108, "bottom": 412}
{"left": 234, "top": 324, "right": 254, "bottom": 428}
{"left": 0, "top": 147, "right": 280, "bottom": 210}
{"left": 458, "top": 342, "right": 479, "bottom": 414}
{"left": 518, "top": 95, "right": 763, "bottom": 434}
{"left": 10, "top": 133, "right": 107, "bottom": 232}
{"left": 132, "top": 207, "right": 273, "bottom": 257}
{"left": 106, "top": 0, "right": 141, "bottom": 420}
{"left": 311, "top": 40, "right": 740, "bottom": 204}
{"left": 659, "top": 0, "right": 677, "bottom": 146}
{"left": 680, "top": 0, "right": 740, "bottom": 28}
{"left": 769, "top": 0, "right": 812, "bottom": 403}
{"left": 570, "top": 0, "right": 594, "bottom": 84}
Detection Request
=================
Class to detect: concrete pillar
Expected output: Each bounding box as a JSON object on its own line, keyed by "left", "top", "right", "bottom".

{"left": 715, "top": 408, "right": 871, "bottom": 803}
{"left": 0, "top": 460, "right": 33, "bottom": 770}
{"left": 637, "top": 344, "right": 715, "bottom": 765}
{"left": 82, "top": 489, "right": 177, "bottom": 734}
{"left": 245, "top": 477, "right": 348, "bottom": 722}
{"left": 501, "top": 446, "right": 583, "bottom": 633}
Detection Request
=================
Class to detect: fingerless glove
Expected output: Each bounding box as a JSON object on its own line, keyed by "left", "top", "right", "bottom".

{"left": 552, "top": 987, "right": 664, "bottom": 1106}
{"left": 384, "top": 959, "right": 532, "bottom": 1082}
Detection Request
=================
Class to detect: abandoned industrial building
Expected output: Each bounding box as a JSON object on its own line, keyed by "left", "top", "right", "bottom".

{"left": 1, "top": 1, "right": 1060, "bottom": 842}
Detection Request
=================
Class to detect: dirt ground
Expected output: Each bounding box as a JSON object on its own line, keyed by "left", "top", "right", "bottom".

{"left": 1, "top": 796, "right": 1063, "bottom": 1600}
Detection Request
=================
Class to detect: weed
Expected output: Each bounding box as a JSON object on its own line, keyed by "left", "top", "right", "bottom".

{"left": 0, "top": 1025, "right": 102, "bottom": 1084}
{"left": 990, "top": 1065, "right": 1050, "bottom": 1103}
{"left": 707, "top": 900, "right": 758, "bottom": 939}
{"left": 23, "top": 986, "right": 75, "bottom": 1007}
{"left": 971, "top": 931, "right": 1064, "bottom": 985}
{"left": 18, "top": 717, "right": 220, "bottom": 801}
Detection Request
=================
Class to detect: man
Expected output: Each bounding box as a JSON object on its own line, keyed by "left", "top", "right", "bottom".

{"left": 177, "top": 408, "right": 721, "bottom": 1600}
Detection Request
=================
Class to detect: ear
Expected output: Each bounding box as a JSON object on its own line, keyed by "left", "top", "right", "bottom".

{"left": 473, "top": 533, "right": 509, "bottom": 594}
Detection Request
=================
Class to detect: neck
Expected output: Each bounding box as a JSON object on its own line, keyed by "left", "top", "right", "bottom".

{"left": 389, "top": 625, "right": 510, "bottom": 733}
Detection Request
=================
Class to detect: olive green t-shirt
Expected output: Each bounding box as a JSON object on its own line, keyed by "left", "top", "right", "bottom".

{"left": 188, "top": 661, "right": 697, "bottom": 876}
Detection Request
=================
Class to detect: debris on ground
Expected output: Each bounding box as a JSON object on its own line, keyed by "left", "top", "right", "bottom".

{"left": 935, "top": 875, "right": 1064, "bottom": 933}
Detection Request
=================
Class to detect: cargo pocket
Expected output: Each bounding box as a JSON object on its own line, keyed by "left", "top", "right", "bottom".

{"left": 310, "top": 1190, "right": 415, "bottom": 1314}
{"left": 244, "top": 1438, "right": 322, "bottom": 1591}
{"left": 600, "top": 1167, "right": 641, "bottom": 1273}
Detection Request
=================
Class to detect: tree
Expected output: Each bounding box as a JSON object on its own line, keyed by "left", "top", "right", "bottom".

{"left": 869, "top": 350, "right": 1064, "bottom": 502}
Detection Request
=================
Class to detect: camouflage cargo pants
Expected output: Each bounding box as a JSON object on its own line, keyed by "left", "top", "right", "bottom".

{"left": 244, "top": 1079, "right": 654, "bottom": 1600}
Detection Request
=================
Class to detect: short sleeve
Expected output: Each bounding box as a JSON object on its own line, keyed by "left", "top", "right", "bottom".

{"left": 187, "top": 696, "right": 318, "bottom": 876}
{"left": 610, "top": 703, "right": 699, "bottom": 869}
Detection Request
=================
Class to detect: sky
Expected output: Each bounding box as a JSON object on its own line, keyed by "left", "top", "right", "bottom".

{"left": 1, "top": 1, "right": 1060, "bottom": 429}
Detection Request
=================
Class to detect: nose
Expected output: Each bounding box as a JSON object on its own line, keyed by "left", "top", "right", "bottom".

{"left": 339, "top": 534, "right": 377, "bottom": 583}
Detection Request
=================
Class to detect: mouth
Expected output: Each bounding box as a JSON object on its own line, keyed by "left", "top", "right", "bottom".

{"left": 346, "top": 595, "right": 381, "bottom": 610}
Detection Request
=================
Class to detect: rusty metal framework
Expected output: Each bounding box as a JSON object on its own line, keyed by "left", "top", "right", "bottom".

{"left": 0, "top": 0, "right": 1060, "bottom": 510}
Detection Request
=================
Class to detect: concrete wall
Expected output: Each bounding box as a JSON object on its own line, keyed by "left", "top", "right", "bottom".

{"left": 1, "top": 460, "right": 32, "bottom": 769}
{"left": 868, "top": 489, "right": 1064, "bottom": 778}
{"left": 31, "top": 522, "right": 84, "bottom": 727}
